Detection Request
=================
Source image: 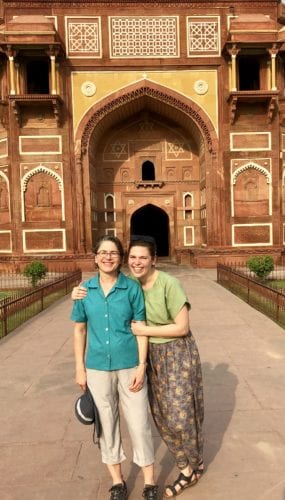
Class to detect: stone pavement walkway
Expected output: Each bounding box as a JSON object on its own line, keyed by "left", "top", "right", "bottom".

{"left": 0, "top": 266, "right": 285, "bottom": 500}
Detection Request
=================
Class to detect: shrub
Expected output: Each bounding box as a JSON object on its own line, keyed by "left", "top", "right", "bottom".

{"left": 246, "top": 256, "right": 274, "bottom": 281}
{"left": 23, "top": 261, "right": 48, "bottom": 287}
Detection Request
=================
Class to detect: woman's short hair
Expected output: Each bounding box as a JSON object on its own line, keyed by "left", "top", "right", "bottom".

{"left": 128, "top": 235, "right": 157, "bottom": 257}
{"left": 94, "top": 235, "right": 124, "bottom": 258}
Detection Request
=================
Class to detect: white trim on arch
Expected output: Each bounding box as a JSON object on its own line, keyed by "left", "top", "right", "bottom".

{"left": 21, "top": 165, "right": 65, "bottom": 222}
{"left": 231, "top": 160, "right": 272, "bottom": 217}
{"left": 104, "top": 193, "right": 116, "bottom": 223}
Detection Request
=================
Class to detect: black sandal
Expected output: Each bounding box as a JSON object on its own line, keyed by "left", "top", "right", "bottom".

{"left": 163, "top": 470, "right": 198, "bottom": 498}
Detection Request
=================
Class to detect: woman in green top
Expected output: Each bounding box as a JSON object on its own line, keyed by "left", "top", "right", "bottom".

{"left": 128, "top": 236, "right": 204, "bottom": 499}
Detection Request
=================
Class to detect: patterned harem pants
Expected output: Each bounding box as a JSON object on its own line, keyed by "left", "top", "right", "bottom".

{"left": 147, "top": 332, "right": 204, "bottom": 470}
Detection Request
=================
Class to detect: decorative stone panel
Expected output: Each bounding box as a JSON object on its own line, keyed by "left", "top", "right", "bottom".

{"left": 0, "top": 171, "right": 10, "bottom": 224}
{"left": 232, "top": 224, "right": 272, "bottom": 246}
{"left": 19, "top": 136, "right": 62, "bottom": 155}
{"left": 231, "top": 159, "right": 272, "bottom": 217}
{"left": 20, "top": 164, "right": 64, "bottom": 223}
{"left": 230, "top": 132, "right": 271, "bottom": 152}
{"left": 65, "top": 17, "right": 101, "bottom": 58}
{"left": 109, "top": 16, "right": 179, "bottom": 58}
{"left": 184, "top": 226, "right": 194, "bottom": 246}
{"left": 0, "top": 231, "right": 11, "bottom": 253}
{"left": 283, "top": 224, "right": 285, "bottom": 244}
{"left": 187, "top": 16, "right": 220, "bottom": 57}
{"left": 0, "top": 138, "right": 8, "bottom": 159}
{"left": 281, "top": 134, "right": 285, "bottom": 151}
{"left": 23, "top": 229, "right": 66, "bottom": 252}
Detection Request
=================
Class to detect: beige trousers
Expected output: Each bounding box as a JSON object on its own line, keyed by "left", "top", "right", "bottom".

{"left": 86, "top": 367, "right": 154, "bottom": 467}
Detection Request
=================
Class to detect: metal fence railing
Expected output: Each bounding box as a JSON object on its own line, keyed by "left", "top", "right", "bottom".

{"left": 217, "top": 263, "right": 285, "bottom": 328}
{"left": 0, "top": 269, "right": 81, "bottom": 339}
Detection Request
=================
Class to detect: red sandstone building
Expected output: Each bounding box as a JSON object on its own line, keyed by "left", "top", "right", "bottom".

{"left": 0, "top": 0, "right": 285, "bottom": 269}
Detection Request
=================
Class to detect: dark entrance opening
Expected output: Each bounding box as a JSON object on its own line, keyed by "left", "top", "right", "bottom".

{"left": 26, "top": 59, "right": 50, "bottom": 94}
{"left": 142, "top": 161, "right": 155, "bottom": 180}
{"left": 238, "top": 56, "right": 260, "bottom": 90}
{"left": 130, "top": 204, "right": 169, "bottom": 256}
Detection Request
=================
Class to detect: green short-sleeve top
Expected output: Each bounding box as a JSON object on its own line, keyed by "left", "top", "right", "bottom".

{"left": 143, "top": 270, "right": 191, "bottom": 344}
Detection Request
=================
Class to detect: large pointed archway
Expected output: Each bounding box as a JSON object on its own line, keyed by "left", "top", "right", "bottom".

{"left": 131, "top": 204, "right": 169, "bottom": 256}
{"left": 74, "top": 79, "right": 221, "bottom": 259}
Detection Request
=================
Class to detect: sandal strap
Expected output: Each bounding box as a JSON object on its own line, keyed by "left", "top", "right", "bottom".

{"left": 174, "top": 471, "right": 197, "bottom": 487}
{"left": 164, "top": 484, "right": 178, "bottom": 497}
{"left": 164, "top": 470, "right": 199, "bottom": 497}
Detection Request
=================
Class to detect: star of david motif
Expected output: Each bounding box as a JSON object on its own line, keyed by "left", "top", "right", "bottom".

{"left": 138, "top": 121, "right": 154, "bottom": 132}
{"left": 109, "top": 142, "right": 127, "bottom": 158}
{"left": 168, "top": 140, "right": 186, "bottom": 158}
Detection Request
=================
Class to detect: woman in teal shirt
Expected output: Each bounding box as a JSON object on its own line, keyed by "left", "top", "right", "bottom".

{"left": 71, "top": 235, "right": 158, "bottom": 500}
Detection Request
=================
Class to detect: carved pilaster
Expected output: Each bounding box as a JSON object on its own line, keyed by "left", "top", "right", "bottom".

{"left": 267, "top": 44, "right": 279, "bottom": 91}
{"left": 75, "top": 142, "right": 86, "bottom": 253}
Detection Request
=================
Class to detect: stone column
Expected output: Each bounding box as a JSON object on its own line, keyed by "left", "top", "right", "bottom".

{"left": 228, "top": 45, "right": 240, "bottom": 92}
{"left": 47, "top": 46, "right": 58, "bottom": 95}
{"left": 50, "top": 55, "right": 57, "bottom": 95}
{"left": 7, "top": 46, "right": 16, "bottom": 95}
{"left": 268, "top": 45, "right": 279, "bottom": 91}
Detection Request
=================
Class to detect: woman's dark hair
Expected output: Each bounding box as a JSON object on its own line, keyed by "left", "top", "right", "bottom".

{"left": 94, "top": 235, "right": 124, "bottom": 258}
{"left": 128, "top": 235, "right": 157, "bottom": 258}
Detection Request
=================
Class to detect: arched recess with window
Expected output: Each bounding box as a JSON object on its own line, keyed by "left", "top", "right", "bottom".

{"left": 75, "top": 80, "right": 220, "bottom": 260}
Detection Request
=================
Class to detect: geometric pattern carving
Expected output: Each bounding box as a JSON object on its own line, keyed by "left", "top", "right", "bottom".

{"left": 166, "top": 140, "right": 192, "bottom": 160}
{"left": 109, "top": 16, "right": 179, "bottom": 58}
{"left": 103, "top": 141, "right": 129, "bottom": 161}
{"left": 187, "top": 17, "right": 220, "bottom": 56}
{"left": 66, "top": 17, "right": 101, "bottom": 57}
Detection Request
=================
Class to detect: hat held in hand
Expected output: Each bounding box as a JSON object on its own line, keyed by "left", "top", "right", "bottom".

{"left": 75, "top": 387, "right": 101, "bottom": 443}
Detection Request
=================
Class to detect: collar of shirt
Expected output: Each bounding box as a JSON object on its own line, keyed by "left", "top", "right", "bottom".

{"left": 85, "top": 271, "right": 129, "bottom": 290}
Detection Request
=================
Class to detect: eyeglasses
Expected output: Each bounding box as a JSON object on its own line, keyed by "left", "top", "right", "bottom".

{"left": 96, "top": 250, "right": 121, "bottom": 257}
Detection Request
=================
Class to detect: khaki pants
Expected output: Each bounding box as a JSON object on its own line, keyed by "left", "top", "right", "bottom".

{"left": 87, "top": 367, "right": 154, "bottom": 466}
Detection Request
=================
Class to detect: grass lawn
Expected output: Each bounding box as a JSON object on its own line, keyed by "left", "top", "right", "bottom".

{"left": 267, "top": 279, "right": 285, "bottom": 289}
{"left": 219, "top": 279, "right": 285, "bottom": 328}
{"left": 0, "top": 289, "right": 66, "bottom": 338}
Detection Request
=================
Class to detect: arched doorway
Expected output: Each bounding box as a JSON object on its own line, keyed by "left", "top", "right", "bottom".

{"left": 131, "top": 204, "right": 169, "bottom": 256}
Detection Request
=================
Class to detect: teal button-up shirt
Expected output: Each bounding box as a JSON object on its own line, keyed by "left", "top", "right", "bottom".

{"left": 70, "top": 272, "right": 146, "bottom": 370}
